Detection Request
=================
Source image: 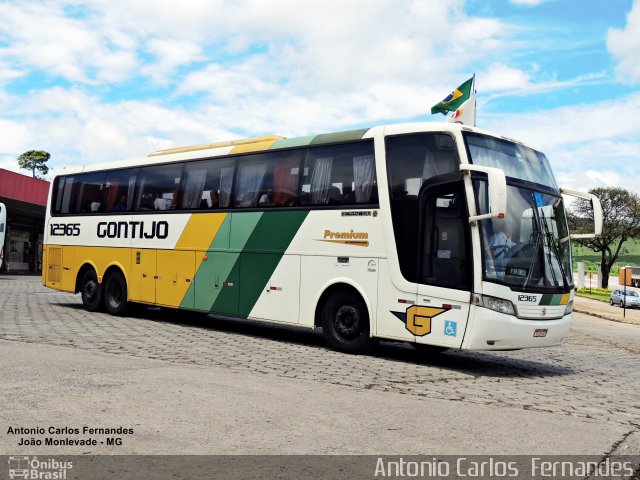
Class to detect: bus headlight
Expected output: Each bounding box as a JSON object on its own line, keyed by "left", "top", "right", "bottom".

{"left": 564, "top": 300, "right": 573, "bottom": 315}
{"left": 480, "top": 295, "right": 516, "bottom": 316}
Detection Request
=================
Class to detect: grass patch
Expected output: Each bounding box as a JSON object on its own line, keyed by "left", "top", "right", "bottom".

{"left": 575, "top": 287, "right": 611, "bottom": 303}
{"left": 573, "top": 238, "right": 640, "bottom": 275}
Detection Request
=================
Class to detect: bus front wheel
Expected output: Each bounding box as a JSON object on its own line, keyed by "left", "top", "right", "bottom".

{"left": 320, "top": 290, "right": 375, "bottom": 354}
{"left": 80, "top": 269, "right": 102, "bottom": 312}
{"left": 104, "top": 271, "right": 128, "bottom": 316}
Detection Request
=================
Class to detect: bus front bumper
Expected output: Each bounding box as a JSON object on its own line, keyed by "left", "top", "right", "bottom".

{"left": 461, "top": 307, "right": 572, "bottom": 351}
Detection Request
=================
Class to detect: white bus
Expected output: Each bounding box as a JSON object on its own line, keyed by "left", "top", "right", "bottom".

{"left": 0, "top": 202, "right": 6, "bottom": 270}
{"left": 42, "top": 123, "right": 601, "bottom": 353}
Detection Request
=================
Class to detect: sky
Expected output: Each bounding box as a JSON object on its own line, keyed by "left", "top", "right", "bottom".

{"left": 0, "top": 0, "right": 639, "bottom": 193}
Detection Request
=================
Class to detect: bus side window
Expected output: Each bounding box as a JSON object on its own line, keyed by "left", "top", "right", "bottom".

{"left": 235, "top": 158, "right": 269, "bottom": 208}
{"left": 299, "top": 142, "right": 375, "bottom": 206}
{"left": 53, "top": 176, "right": 76, "bottom": 214}
{"left": 234, "top": 150, "right": 301, "bottom": 208}
{"left": 135, "top": 164, "right": 183, "bottom": 212}
{"left": 104, "top": 169, "right": 137, "bottom": 213}
{"left": 180, "top": 158, "right": 236, "bottom": 210}
{"left": 74, "top": 172, "right": 106, "bottom": 214}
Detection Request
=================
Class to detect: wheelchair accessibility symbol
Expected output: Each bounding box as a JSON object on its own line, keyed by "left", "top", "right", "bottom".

{"left": 444, "top": 321, "right": 457, "bottom": 337}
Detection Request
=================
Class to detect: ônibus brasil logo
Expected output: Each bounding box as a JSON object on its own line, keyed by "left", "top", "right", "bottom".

{"left": 8, "top": 456, "right": 73, "bottom": 479}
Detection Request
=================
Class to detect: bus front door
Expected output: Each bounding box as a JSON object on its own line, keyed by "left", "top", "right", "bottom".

{"left": 415, "top": 180, "right": 472, "bottom": 348}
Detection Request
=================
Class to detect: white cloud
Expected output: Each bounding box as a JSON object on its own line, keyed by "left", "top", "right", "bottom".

{"left": 140, "top": 39, "right": 203, "bottom": 85}
{"left": 480, "top": 64, "right": 531, "bottom": 92}
{"left": 607, "top": 0, "right": 640, "bottom": 83}
{"left": 482, "top": 93, "right": 640, "bottom": 193}
{"left": 0, "top": 2, "right": 137, "bottom": 84}
{"left": 0, "top": 119, "right": 30, "bottom": 154}
{"left": 510, "top": 0, "right": 544, "bottom": 5}
{"left": 484, "top": 93, "right": 640, "bottom": 151}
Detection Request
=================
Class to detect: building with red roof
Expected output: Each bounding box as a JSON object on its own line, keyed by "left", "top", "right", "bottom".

{"left": 0, "top": 168, "right": 50, "bottom": 272}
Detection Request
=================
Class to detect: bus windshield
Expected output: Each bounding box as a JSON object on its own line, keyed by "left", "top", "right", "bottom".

{"left": 465, "top": 132, "right": 557, "bottom": 189}
{"left": 476, "top": 182, "right": 573, "bottom": 291}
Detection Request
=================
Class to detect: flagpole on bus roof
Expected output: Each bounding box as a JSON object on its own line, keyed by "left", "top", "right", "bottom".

{"left": 473, "top": 73, "right": 477, "bottom": 127}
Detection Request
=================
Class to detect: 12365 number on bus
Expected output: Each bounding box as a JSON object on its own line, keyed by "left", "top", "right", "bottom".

{"left": 50, "top": 223, "right": 80, "bottom": 236}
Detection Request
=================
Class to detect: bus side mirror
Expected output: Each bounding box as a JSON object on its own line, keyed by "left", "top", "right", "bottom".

{"left": 460, "top": 164, "right": 507, "bottom": 223}
{"left": 559, "top": 188, "right": 603, "bottom": 239}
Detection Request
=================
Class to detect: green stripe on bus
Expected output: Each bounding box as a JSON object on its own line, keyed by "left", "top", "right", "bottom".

{"left": 237, "top": 211, "right": 308, "bottom": 316}
{"left": 539, "top": 294, "right": 562, "bottom": 306}
{"left": 197, "top": 211, "right": 307, "bottom": 316}
{"left": 310, "top": 128, "right": 369, "bottom": 145}
{"left": 230, "top": 212, "right": 263, "bottom": 250}
{"left": 270, "top": 136, "right": 316, "bottom": 149}
{"left": 184, "top": 213, "right": 262, "bottom": 312}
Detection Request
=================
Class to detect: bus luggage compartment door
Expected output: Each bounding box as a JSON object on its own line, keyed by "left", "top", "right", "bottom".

{"left": 194, "top": 251, "right": 239, "bottom": 316}
{"left": 131, "top": 249, "right": 156, "bottom": 304}
{"left": 156, "top": 250, "right": 195, "bottom": 309}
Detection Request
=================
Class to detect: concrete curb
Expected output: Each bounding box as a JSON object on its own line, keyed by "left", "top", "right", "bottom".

{"left": 574, "top": 296, "right": 640, "bottom": 326}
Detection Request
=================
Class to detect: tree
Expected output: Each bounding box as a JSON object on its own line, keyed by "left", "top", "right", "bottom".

{"left": 17, "top": 150, "right": 50, "bottom": 179}
{"left": 568, "top": 187, "right": 640, "bottom": 288}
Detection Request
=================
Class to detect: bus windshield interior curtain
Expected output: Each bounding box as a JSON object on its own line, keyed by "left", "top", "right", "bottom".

{"left": 181, "top": 169, "right": 207, "bottom": 209}
{"left": 353, "top": 154, "right": 374, "bottom": 203}
{"left": 127, "top": 175, "right": 136, "bottom": 210}
{"left": 219, "top": 166, "right": 235, "bottom": 208}
{"left": 236, "top": 163, "right": 267, "bottom": 207}
{"left": 273, "top": 160, "right": 298, "bottom": 206}
{"left": 310, "top": 157, "right": 332, "bottom": 204}
{"left": 105, "top": 180, "right": 119, "bottom": 211}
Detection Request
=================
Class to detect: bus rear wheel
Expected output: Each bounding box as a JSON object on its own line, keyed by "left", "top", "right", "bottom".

{"left": 104, "top": 271, "right": 128, "bottom": 316}
{"left": 321, "top": 290, "right": 375, "bottom": 354}
{"left": 80, "top": 269, "right": 102, "bottom": 312}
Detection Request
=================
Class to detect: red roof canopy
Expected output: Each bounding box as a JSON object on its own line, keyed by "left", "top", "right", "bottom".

{"left": 0, "top": 169, "right": 50, "bottom": 206}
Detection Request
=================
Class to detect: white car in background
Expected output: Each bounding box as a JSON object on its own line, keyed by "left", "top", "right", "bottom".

{"left": 610, "top": 289, "right": 640, "bottom": 308}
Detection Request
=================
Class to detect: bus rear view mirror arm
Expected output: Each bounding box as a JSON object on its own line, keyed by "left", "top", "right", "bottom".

{"left": 460, "top": 164, "right": 507, "bottom": 224}
{"left": 559, "top": 187, "right": 603, "bottom": 238}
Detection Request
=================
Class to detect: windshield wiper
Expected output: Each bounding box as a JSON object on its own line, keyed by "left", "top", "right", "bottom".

{"left": 522, "top": 202, "right": 543, "bottom": 290}
{"left": 538, "top": 204, "right": 570, "bottom": 291}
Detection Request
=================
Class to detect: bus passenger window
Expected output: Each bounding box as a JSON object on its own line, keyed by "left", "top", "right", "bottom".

{"left": 74, "top": 172, "right": 106, "bottom": 214}
{"left": 234, "top": 150, "right": 301, "bottom": 208}
{"left": 135, "top": 164, "right": 183, "bottom": 212}
{"left": 104, "top": 169, "right": 137, "bottom": 213}
{"left": 181, "top": 158, "right": 235, "bottom": 210}
{"left": 299, "top": 142, "right": 376, "bottom": 206}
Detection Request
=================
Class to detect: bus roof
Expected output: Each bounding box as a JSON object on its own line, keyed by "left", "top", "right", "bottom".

{"left": 52, "top": 122, "right": 540, "bottom": 177}
{"left": 148, "top": 135, "right": 285, "bottom": 157}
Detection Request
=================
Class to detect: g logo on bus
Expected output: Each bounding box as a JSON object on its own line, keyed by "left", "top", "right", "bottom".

{"left": 403, "top": 305, "right": 449, "bottom": 336}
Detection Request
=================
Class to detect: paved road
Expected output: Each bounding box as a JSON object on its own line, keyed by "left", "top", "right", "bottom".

{"left": 1, "top": 275, "right": 639, "bottom": 457}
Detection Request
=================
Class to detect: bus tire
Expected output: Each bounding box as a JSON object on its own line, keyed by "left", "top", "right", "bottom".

{"left": 104, "top": 271, "right": 128, "bottom": 316}
{"left": 80, "top": 269, "right": 102, "bottom": 312}
{"left": 320, "top": 290, "right": 375, "bottom": 354}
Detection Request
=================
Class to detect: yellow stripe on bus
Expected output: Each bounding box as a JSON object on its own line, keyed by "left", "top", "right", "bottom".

{"left": 230, "top": 138, "right": 281, "bottom": 154}
{"left": 175, "top": 213, "right": 227, "bottom": 251}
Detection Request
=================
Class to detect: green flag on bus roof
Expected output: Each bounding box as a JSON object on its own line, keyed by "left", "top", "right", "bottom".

{"left": 431, "top": 76, "right": 474, "bottom": 115}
